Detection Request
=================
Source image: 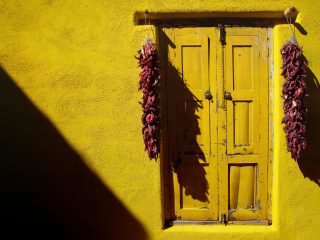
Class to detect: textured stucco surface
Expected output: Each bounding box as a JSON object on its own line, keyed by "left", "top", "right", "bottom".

{"left": 1, "top": 0, "right": 320, "bottom": 239}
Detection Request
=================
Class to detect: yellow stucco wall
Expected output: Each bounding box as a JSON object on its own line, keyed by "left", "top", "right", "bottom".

{"left": 1, "top": 0, "right": 320, "bottom": 239}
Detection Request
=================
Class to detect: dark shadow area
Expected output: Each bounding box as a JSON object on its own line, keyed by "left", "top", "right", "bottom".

{"left": 298, "top": 56, "right": 320, "bottom": 186}
{"left": 0, "top": 67, "right": 148, "bottom": 240}
{"left": 166, "top": 61, "right": 209, "bottom": 204}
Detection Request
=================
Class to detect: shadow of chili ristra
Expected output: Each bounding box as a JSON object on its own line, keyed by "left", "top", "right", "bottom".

{"left": 298, "top": 56, "right": 320, "bottom": 186}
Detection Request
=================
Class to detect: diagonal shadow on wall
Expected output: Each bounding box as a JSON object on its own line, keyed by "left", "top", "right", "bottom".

{"left": 0, "top": 67, "right": 149, "bottom": 240}
{"left": 298, "top": 57, "right": 320, "bottom": 186}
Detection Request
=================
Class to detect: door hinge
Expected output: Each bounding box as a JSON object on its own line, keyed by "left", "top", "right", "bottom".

{"left": 219, "top": 24, "right": 226, "bottom": 46}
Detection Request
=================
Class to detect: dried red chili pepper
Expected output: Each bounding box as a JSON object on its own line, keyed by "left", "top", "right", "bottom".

{"left": 281, "top": 36, "right": 307, "bottom": 160}
{"left": 137, "top": 38, "right": 160, "bottom": 159}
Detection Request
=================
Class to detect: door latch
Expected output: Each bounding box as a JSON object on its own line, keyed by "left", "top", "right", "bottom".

{"left": 223, "top": 91, "right": 232, "bottom": 100}
{"left": 205, "top": 90, "right": 213, "bottom": 100}
{"left": 219, "top": 24, "right": 226, "bottom": 46}
{"left": 171, "top": 152, "right": 182, "bottom": 172}
{"left": 221, "top": 213, "right": 227, "bottom": 225}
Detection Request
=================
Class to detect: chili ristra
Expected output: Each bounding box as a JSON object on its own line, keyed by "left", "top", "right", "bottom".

{"left": 281, "top": 36, "right": 307, "bottom": 160}
{"left": 137, "top": 38, "right": 160, "bottom": 159}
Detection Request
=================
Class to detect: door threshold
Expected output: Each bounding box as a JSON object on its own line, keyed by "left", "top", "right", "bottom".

{"left": 169, "top": 220, "right": 221, "bottom": 226}
{"left": 168, "top": 219, "right": 271, "bottom": 226}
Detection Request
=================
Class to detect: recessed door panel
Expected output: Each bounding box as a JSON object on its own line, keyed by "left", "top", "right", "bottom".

{"left": 226, "top": 35, "right": 260, "bottom": 155}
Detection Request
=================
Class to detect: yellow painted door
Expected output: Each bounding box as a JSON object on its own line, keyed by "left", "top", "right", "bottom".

{"left": 165, "top": 28, "right": 218, "bottom": 221}
{"left": 163, "top": 27, "right": 270, "bottom": 222}
{"left": 217, "top": 27, "right": 269, "bottom": 221}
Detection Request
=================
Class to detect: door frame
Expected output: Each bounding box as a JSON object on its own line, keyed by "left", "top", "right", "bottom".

{"left": 158, "top": 24, "right": 274, "bottom": 226}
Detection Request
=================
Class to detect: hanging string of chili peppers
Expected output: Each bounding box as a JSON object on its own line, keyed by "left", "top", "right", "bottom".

{"left": 281, "top": 7, "right": 307, "bottom": 160}
{"left": 136, "top": 12, "right": 160, "bottom": 159}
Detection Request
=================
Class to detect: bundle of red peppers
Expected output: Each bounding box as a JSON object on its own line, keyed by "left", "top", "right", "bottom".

{"left": 137, "top": 38, "right": 160, "bottom": 159}
{"left": 281, "top": 36, "right": 307, "bottom": 160}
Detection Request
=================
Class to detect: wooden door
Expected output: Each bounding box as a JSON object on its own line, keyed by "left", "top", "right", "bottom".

{"left": 162, "top": 27, "right": 270, "bottom": 223}
{"left": 218, "top": 27, "right": 269, "bottom": 221}
{"left": 165, "top": 28, "right": 218, "bottom": 221}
